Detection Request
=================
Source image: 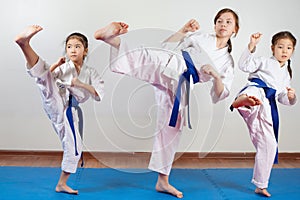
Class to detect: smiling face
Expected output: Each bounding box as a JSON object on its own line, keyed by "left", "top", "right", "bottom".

{"left": 272, "top": 38, "right": 294, "bottom": 66}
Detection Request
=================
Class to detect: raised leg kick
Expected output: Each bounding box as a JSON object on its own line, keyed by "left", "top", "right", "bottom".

{"left": 232, "top": 94, "right": 262, "bottom": 109}
{"left": 94, "top": 22, "right": 129, "bottom": 48}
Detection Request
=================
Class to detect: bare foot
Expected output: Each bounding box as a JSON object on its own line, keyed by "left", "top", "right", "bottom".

{"left": 15, "top": 25, "right": 43, "bottom": 46}
{"left": 55, "top": 183, "right": 78, "bottom": 195}
{"left": 94, "top": 22, "right": 128, "bottom": 41}
{"left": 156, "top": 181, "right": 183, "bottom": 198}
{"left": 232, "top": 94, "right": 261, "bottom": 109}
{"left": 255, "top": 188, "right": 271, "bottom": 197}
{"left": 94, "top": 22, "right": 128, "bottom": 48}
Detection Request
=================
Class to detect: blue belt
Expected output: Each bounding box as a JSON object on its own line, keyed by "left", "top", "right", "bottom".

{"left": 169, "top": 51, "right": 199, "bottom": 129}
{"left": 66, "top": 95, "right": 84, "bottom": 166}
{"left": 231, "top": 78, "right": 279, "bottom": 163}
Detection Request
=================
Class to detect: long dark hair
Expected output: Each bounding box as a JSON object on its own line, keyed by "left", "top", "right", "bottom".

{"left": 214, "top": 8, "right": 239, "bottom": 53}
{"left": 271, "top": 31, "right": 296, "bottom": 78}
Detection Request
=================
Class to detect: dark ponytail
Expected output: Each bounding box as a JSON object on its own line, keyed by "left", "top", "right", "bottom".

{"left": 227, "top": 39, "right": 232, "bottom": 53}
{"left": 287, "top": 59, "right": 292, "bottom": 79}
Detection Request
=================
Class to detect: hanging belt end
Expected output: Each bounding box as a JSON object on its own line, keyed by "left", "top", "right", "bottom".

{"left": 168, "top": 121, "right": 176, "bottom": 128}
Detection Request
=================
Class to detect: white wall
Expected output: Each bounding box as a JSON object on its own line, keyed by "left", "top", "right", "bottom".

{"left": 1, "top": 0, "right": 299, "bottom": 154}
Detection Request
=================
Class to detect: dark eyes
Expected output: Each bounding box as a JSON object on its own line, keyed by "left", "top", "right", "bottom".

{"left": 277, "top": 46, "right": 293, "bottom": 50}
{"left": 217, "top": 20, "right": 232, "bottom": 24}
{"left": 67, "top": 45, "right": 82, "bottom": 48}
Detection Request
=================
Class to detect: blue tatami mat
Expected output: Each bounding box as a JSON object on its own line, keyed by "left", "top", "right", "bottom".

{"left": 0, "top": 167, "right": 299, "bottom": 200}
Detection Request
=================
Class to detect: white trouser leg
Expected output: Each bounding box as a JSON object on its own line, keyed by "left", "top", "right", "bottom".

{"left": 28, "top": 58, "right": 82, "bottom": 173}
{"left": 61, "top": 107, "right": 83, "bottom": 173}
{"left": 110, "top": 40, "right": 185, "bottom": 93}
{"left": 148, "top": 88, "right": 183, "bottom": 175}
{"left": 238, "top": 87, "right": 277, "bottom": 189}
{"left": 111, "top": 41, "right": 186, "bottom": 175}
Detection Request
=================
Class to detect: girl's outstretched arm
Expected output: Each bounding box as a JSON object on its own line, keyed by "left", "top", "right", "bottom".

{"left": 248, "top": 32, "right": 262, "bottom": 53}
{"left": 50, "top": 57, "right": 66, "bottom": 72}
{"left": 164, "top": 19, "right": 200, "bottom": 43}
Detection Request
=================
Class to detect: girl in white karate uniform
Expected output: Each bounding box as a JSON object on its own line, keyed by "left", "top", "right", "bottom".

{"left": 94, "top": 8, "right": 239, "bottom": 198}
{"left": 15, "top": 25, "right": 104, "bottom": 195}
{"left": 231, "top": 31, "right": 297, "bottom": 197}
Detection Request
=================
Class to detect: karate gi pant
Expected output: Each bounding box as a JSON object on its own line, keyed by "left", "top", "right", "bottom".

{"left": 110, "top": 42, "right": 186, "bottom": 175}
{"left": 27, "top": 58, "right": 83, "bottom": 173}
{"left": 237, "top": 86, "right": 277, "bottom": 189}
